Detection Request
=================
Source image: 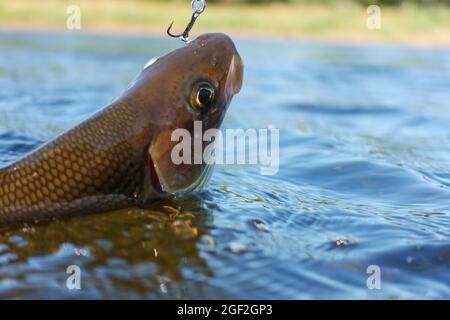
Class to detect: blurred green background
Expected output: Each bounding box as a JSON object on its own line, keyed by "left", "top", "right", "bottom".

{"left": 196, "top": 0, "right": 450, "bottom": 4}
{"left": 0, "top": 0, "right": 449, "bottom": 45}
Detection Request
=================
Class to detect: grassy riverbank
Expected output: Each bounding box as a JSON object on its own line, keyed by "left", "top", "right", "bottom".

{"left": 0, "top": 0, "right": 449, "bottom": 46}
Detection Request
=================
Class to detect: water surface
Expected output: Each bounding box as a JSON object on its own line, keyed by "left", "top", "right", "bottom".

{"left": 0, "top": 32, "right": 449, "bottom": 299}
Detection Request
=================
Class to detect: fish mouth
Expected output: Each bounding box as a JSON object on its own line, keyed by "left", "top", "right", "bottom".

{"left": 148, "top": 153, "right": 165, "bottom": 195}
{"left": 147, "top": 154, "right": 213, "bottom": 196}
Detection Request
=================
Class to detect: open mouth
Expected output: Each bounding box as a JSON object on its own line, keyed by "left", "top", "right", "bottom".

{"left": 148, "top": 154, "right": 165, "bottom": 194}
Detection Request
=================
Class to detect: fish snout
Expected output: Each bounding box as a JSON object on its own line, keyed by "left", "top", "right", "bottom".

{"left": 204, "top": 33, "right": 244, "bottom": 99}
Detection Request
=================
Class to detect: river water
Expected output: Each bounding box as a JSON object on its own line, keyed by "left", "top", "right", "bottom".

{"left": 0, "top": 32, "right": 449, "bottom": 299}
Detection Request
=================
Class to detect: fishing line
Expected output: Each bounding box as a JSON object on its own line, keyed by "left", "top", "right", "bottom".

{"left": 167, "top": 0, "right": 207, "bottom": 43}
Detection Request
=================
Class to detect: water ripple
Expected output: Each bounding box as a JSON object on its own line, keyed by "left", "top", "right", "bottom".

{"left": 0, "top": 33, "right": 449, "bottom": 298}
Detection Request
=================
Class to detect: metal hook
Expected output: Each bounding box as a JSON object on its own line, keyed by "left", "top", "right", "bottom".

{"left": 167, "top": 0, "right": 206, "bottom": 43}
{"left": 167, "top": 12, "right": 199, "bottom": 42}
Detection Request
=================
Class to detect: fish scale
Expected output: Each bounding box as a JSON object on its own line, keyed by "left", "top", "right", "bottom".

{"left": 0, "top": 101, "right": 143, "bottom": 222}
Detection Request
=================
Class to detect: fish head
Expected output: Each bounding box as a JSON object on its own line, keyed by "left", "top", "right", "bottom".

{"left": 130, "top": 33, "right": 244, "bottom": 197}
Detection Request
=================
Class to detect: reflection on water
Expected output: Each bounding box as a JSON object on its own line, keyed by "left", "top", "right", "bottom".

{"left": 0, "top": 32, "right": 450, "bottom": 299}
{"left": 0, "top": 196, "right": 214, "bottom": 299}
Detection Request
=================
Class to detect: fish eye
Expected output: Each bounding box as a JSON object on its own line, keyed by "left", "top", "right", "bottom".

{"left": 190, "top": 82, "right": 216, "bottom": 112}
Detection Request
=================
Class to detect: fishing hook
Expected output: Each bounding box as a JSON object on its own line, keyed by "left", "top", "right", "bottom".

{"left": 167, "top": 0, "right": 206, "bottom": 43}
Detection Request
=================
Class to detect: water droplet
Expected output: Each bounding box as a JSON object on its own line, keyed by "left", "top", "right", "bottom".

{"left": 160, "top": 283, "right": 168, "bottom": 294}
{"left": 250, "top": 219, "right": 270, "bottom": 233}
{"left": 200, "top": 234, "right": 215, "bottom": 251}
{"left": 335, "top": 239, "right": 351, "bottom": 247}
{"left": 227, "top": 242, "right": 247, "bottom": 254}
